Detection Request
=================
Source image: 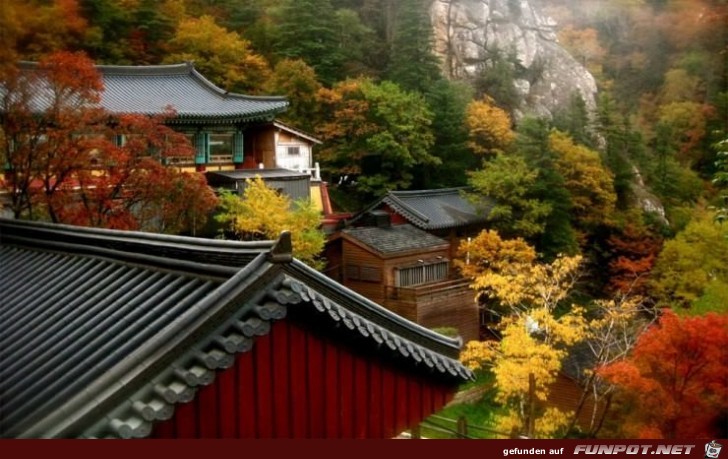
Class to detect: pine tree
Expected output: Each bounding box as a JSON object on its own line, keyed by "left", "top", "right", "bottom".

{"left": 516, "top": 118, "right": 579, "bottom": 258}
{"left": 385, "top": 0, "right": 441, "bottom": 94}
{"left": 413, "top": 79, "right": 474, "bottom": 188}
{"left": 274, "top": 0, "right": 343, "bottom": 86}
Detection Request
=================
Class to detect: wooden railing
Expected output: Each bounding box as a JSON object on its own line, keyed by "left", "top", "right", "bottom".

{"left": 410, "top": 415, "right": 511, "bottom": 439}
{"left": 385, "top": 278, "right": 472, "bottom": 302}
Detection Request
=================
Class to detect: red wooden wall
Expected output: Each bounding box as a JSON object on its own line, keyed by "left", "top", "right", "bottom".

{"left": 152, "top": 319, "right": 454, "bottom": 438}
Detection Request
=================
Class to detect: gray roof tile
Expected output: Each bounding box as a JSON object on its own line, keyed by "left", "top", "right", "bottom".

{"left": 342, "top": 224, "right": 449, "bottom": 255}
{"left": 382, "top": 188, "right": 492, "bottom": 230}
{"left": 13, "top": 62, "right": 289, "bottom": 123}
{"left": 0, "top": 218, "right": 471, "bottom": 438}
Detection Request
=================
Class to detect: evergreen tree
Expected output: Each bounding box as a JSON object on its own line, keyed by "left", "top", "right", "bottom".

{"left": 595, "top": 93, "right": 641, "bottom": 209}
{"left": 552, "top": 92, "right": 595, "bottom": 149}
{"left": 474, "top": 46, "right": 522, "bottom": 112}
{"left": 413, "top": 79, "right": 475, "bottom": 188}
{"left": 274, "top": 0, "right": 343, "bottom": 85}
{"left": 79, "top": 0, "right": 134, "bottom": 62}
{"left": 334, "top": 8, "right": 383, "bottom": 79}
{"left": 385, "top": 0, "right": 442, "bottom": 94}
{"left": 516, "top": 118, "right": 579, "bottom": 258}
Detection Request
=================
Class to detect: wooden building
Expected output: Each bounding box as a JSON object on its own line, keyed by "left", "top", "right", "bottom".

{"left": 356, "top": 188, "right": 493, "bottom": 260}
{"left": 0, "top": 218, "right": 471, "bottom": 439}
{"left": 328, "top": 219, "right": 479, "bottom": 342}
{"left": 5, "top": 62, "right": 329, "bottom": 212}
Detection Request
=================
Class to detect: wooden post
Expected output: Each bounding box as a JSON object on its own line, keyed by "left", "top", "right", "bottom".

{"left": 456, "top": 416, "right": 468, "bottom": 439}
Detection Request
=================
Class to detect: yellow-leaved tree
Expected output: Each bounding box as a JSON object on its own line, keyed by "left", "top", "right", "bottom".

{"left": 466, "top": 96, "right": 515, "bottom": 157}
{"left": 457, "top": 230, "right": 588, "bottom": 438}
{"left": 549, "top": 130, "right": 617, "bottom": 231}
{"left": 215, "top": 177, "right": 325, "bottom": 269}
{"left": 165, "top": 15, "right": 271, "bottom": 94}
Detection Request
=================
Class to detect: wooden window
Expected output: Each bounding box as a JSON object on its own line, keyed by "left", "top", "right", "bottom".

{"left": 209, "top": 133, "right": 234, "bottom": 163}
{"left": 395, "top": 260, "right": 449, "bottom": 288}
{"left": 287, "top": 146, "right": 301, "bottom": 156}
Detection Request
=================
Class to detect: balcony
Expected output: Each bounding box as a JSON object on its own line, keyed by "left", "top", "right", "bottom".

{"left": 385, "top": 278, "right": 472, "bottom": 303}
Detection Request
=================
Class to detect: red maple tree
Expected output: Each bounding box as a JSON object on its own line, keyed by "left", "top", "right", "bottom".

{"left": 1, "top": 51, "right": 217, "bottom": 232}
{"left": 606, "top": 223, "right": 663, "bottom": 296}
{"left": 598, "top": 310, "right": 728, "bottom": 438}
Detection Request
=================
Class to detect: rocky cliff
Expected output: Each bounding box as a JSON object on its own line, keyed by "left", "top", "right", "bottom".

{"left": 430, "top": 0, "right": 597, "bottom": 119}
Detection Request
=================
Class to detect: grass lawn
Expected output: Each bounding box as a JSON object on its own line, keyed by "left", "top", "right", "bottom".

{"left": 418, "top": 372, "right": 509, "bottom": 439}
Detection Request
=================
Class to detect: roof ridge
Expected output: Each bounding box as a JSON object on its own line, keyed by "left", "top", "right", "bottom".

{"left": 383, "top": 195, "right": 430, "bottom": 223}
{"left": 96, "top": 62, "right": 193, "bottom": 75}
{"left": 389, "top": 187, "right": 467, "bottom": 197}
{"left": 0, "top": 219, "right": 278, "bottom": 270}
{"left": 102, "top": 62, "right": 288, "bottom": 102}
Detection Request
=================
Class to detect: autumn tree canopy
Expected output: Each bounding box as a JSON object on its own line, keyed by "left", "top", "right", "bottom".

{"left": 0, "top": 51, "right": 218, "bottom": 233}
{"left": 599, "top": 310, "right": 728, "bottom": 439}
{"left": 458, "top": 230, "right": 589, "bottom": 438}
{"left": 215, "top": 177, "right": 325, "bottom": 269}
{"left": 316, "top": 78, "right": 438, "bottom": 199}
{"left": 164, "top": 15, "right": 270, "bottom": 94}
{"left": 466, "top": 96, "right": 515, "bottom": 158}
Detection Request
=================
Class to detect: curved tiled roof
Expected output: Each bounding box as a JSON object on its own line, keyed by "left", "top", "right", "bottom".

{"left": 0, "top": 218, "right": 471, "bottom": 438}
{"left": 13, "top": 62, "right": 289, "bottom": 124}
{"left": 381, "top": 188, "right": 492, "bottom": 230}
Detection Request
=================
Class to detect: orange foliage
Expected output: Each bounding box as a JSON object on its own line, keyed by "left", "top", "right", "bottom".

{"left": 598, "top": 311, "right": 728, "bottom": 438}
{"left": 607, "top": 224, "right": 663, "bottom": 296}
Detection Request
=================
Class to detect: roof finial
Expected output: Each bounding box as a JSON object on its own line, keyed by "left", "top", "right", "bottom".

{"left": 268, "top": 231, "right": 293, "bottom": 263}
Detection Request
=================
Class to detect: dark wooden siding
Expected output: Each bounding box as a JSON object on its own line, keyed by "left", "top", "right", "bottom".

{"left": 342, "top": 241, "right": 386, "bottom": 303}
{"left": 416, "top": 286, "right": 479, "bottom": 342}
{"left": 152, "top": 319, "right": 453, "bottom": 439}
{"left": 385, "top": 281, "right": 479, "bottom": 342}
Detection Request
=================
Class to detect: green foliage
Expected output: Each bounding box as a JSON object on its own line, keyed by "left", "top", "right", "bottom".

{"left": 595, "top": 93, "right": 643, "bottom": 209}
{"left": 474, "top": 46, "right": 522, "bottom": 112}
{"left": 334, "top": 8, "right": 382, "bottom": 78}
{"left": 430, "top": 327, "right": 460, "bottom": 339}
{"left": 689, "top": 281, "right": 728, "bottom": 317}
{"left": 316, "top": 78, "right": 437, "bottom": 199}
{"left": 650, "top": 211, "right": 728, "bottom": 311}
{"left": 264, "top": 59, "right": 322, "bottom": 132}
{"left": 467, "top": 155, "right": 551, "bottom": 240}
{"left": 385, "top": 0, "right": 442, "bottom": 94}
{"left": 273, "top": 0, "right": 343, "bottom": 85}
{"left": 516, "top": 118, "right": 579, "bottom": 258}
{"left": 413, "top": 79, "right": 475, "bottom": 188}
{"left": 552, "top": 92, "right": 595, "bottom": 149}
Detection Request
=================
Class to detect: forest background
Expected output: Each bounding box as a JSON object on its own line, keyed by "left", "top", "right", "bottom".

{"left": 1, "top": 0, "right": 727, "bottom": 439}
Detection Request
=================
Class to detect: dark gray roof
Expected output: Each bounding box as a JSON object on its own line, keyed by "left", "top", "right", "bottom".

{"left": 342, "top": 224, "right": 449, "bottom": 256}
{"left": 13, "top": 62, "right": 288, "bottom": 124}
{"left": 380, "top": 188, "right": 492, "bottom": 230}
{"left": 0, "top": 218, "right": 471, "bottom": 438}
